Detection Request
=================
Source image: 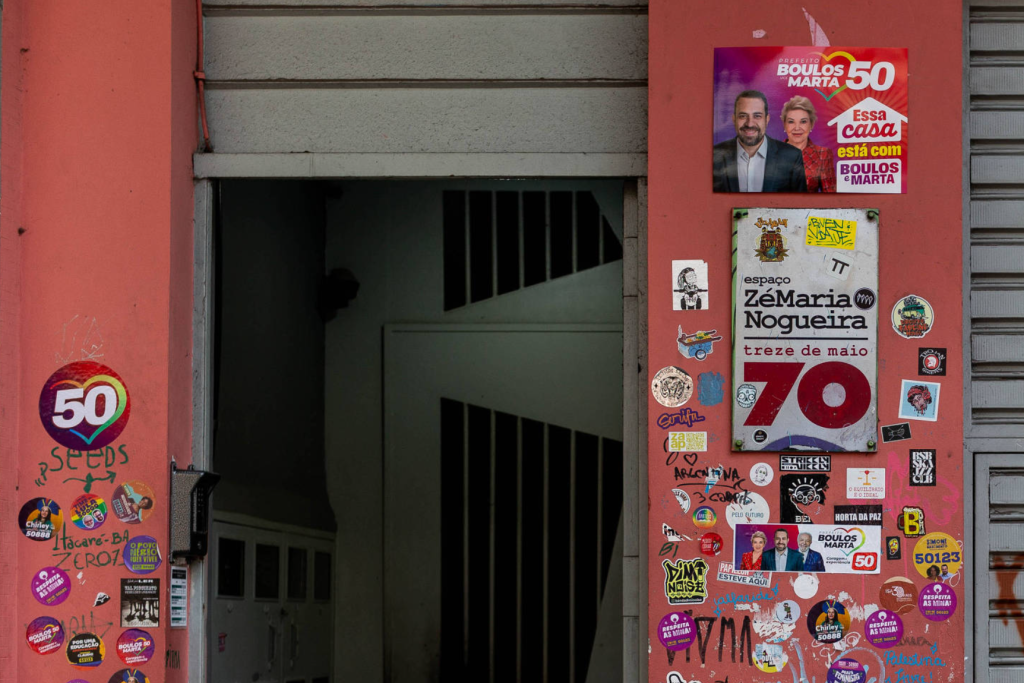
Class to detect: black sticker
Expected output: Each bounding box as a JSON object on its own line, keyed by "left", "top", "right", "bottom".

{"left": 121, "top": 578, "right": 160, "bottom": 628}
{"left": 753, "top": 429, "right": 768, "bottom": 444}
{"left": 886, "top": 536, "right": 902, "bottom": 560}
{"left": 880, "top": 422, "right": 912, "bottom": 443}
{"left": 779, "top": 454, "right": 831, "bottom": 472}
{"left": 834, "top": 504, "right": 883, "bottom": 526}
{"left": 918, "top": 348, "right": 947, "bottom": 376}
{"left": 854, "top": 288, "right": 876, "bottom": 310}
{"left": 909, "top": 449, "right": 936, "bottom": 486}
{"left": 780, "top": 473, "right": 829, "bottom": 523}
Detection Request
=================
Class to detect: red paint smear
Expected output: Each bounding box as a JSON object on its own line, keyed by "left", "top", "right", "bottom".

{"left": 992, "top": 554, "right": 1024, "bottom": 647}
{"left": 885, "top": 450, "right": 961, "bottom": 526}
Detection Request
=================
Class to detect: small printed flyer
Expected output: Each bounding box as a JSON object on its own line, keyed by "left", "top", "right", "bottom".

{"left": 713, "top": 47, "right": 909, "bottom": 194}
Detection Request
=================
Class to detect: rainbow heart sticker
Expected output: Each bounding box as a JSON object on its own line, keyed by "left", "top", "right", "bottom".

{"left": 834, "top": 527, "right": 867, "bottom": 556}
{"left": 39, "top": 361, "right": 131, "bottom": 450}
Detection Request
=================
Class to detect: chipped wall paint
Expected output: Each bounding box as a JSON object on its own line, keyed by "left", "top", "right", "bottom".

{"left": 648, "top": 2, "right": 964, "bottom": 682}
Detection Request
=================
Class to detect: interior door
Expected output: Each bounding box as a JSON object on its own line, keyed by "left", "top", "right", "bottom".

{"left": 209, "top": 516, "right": 335, "bottom": 683}
{"left": 383, "top": 324, "right": 623, "bottom": 683}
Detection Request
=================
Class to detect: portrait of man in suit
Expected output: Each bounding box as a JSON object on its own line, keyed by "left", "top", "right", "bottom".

{"left": 760, "top": 528, "right": 805, "bottom": 572}
{"left": 797, "top": 532, "right": 826, "bottom": 572}
{"left": 713, "top": 90, "right": 808, "bottom": 193}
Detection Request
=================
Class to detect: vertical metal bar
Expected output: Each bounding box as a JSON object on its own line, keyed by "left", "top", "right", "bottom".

{"left": 599, "top": 204, "right": 606, "bottom": 265}
{"left": 518, "top": 192, "right": 526, "bottom": 290}
{"left": 464, "top": 192, "right": 472, "bottom": 306}
{"left": 596, "top": 437, "right": 604, "bottom": 605}
{"left": 545, "top": 192, "right": 552, "bottom": 283}
{"left": 569, "top": 431, "right": 577, "bottom": 683}
{"left": 463, "top": 402, "right": 471, "bottom": 666}
{"left": 571, "top": 192, "right": 579, "bottom": 274}
{"left": 516, "top": 417, "right": 524, "bottom": 683}
{"left": 489, "top": 409, "right": 497, "bottom": 683}
{"left": 542, "top": 424, "right": 550, "bottom": 683}
{"left": 491, "top": 191, "right": 498, "bottom": 300}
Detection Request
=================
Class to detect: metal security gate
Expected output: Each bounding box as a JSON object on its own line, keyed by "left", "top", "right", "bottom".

{"left": 968, "top": 4, "right": 1024, "bottom": 678}
{"left": 975, "top": 456, "right": 1024, "bottom": 683}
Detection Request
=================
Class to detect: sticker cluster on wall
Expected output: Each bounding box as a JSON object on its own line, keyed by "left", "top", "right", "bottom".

{"left": 22, "top": 358, "right": 161, "bottom": 682}
{"left": 651, "top": 64, "right": 962, "bottom": 679}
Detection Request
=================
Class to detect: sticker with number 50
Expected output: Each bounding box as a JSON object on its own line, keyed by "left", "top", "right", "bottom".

{"left": 39, "top": 361, "right": 131, "bottom": 449}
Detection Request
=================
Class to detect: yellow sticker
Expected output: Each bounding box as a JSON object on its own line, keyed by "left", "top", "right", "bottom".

{"left": 805, "top": 216, "right": 857, "bottom": 250}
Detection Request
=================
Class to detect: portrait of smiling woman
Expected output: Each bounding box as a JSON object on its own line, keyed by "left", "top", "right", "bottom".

{"left": 782, "top": 95, "right": 837, "bottom": 193}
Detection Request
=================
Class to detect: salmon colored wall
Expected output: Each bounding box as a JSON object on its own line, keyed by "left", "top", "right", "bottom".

{"left": 648, "top": 3, "right": 964, "bottom": 683}
{"left": 1, "top": 2, "right": 197, "bottom": 682}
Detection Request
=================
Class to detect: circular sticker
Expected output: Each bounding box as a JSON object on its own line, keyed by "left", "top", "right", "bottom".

{"left": 854, "top": 288, "right": 876, "bottom": 311}
{"left": 123, "top": 536, "right": 163, "bottom": 574}
{"left": 806, "top": 600, "right": 851, "bottom": 643}
{"left": 725, "top": 491, "right": 770, "bottom": 529}
{"left": 749, "top": 462, "right": 774, "bottom": 487}
{"left": 699, "top": 532, "right": 723, "bottom": 556}
{"left": 879, "top": 576, "right": 919, "bottom": 614}
{"left": 111, "top": 481, "right": 156, "bottom": 524}
{"left": 753, "top": 429, "right": 768, "bottom": 443}
{"left": 891, "top": 294, "right": 934, "bottom": 339}
{"left": 864, "top": 610, "right": 903, "bottom": 649}
{"left": 652, "top": 366, "right": 694, "bottom": 408}
{"left": 108, "top": 670, "right": 151, "bottom": 683}
{"left": 775, "top": 600, "right": 801, "bottom": 624}
{"left": 921, "top": 350, "right": 943, "bottom": 373}
{"left": 657, "top": 612, "right": 696, "bottom": 650}
{"left": 913, "top": 532, "right": 961, "bottom": 580}
{"left": 19, "top": 498, "right": 64, "bottom": 541}
{"left": 792, "top": 573, "right": 820, "bottom": 600}
{"left": 736, "top": 383, "right": 757, "bottom": 408}
{"left": 827, "top": 657, "right": 867, "bottom": 683}
{"left": 116, "top": 629, "right": 155, "bottom": 665}
{"left": 753, "top": 643, "right": 787, "bottom": 673}
{"left": 70, "top": 493, "right": 108, "bottom": 531}
{"left": 67, "top": 632, "right": 105, "bottom": 668}
{"left": 919, "top": 582, "right": 957, "bottom": 621}
{"left": 31, "top": 566, "right": 71, "bottom": 607}
{"left": 692, "top": 506, "right": 717, "bottom": 529}
{"left": 39, "top": 361, "right": 131, "bottom": 450}
{"left": 26, "top": 616, "right": 64, "bottom": 655}
{"left": 671, "top": 489, "right": 691, "bottom": 514}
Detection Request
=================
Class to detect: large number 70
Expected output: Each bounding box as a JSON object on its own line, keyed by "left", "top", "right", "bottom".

{"left": 743, "top": 361, "right": 872, "bottom": 428}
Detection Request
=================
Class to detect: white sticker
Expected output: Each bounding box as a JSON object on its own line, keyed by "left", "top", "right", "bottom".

{"left": 822, "top": 250, "right": 855, "bottom": 281}
{"left": 846, "top": 467, "right": 886, "bottom": 499}
{"left": 725, "top": 491, "right": 770, "bottom": 529}
{"left": 672, "top": 260, "right": 710, "bottom": 311}
{"left": 750, "top": 463, "right": 774, "bottom": 487}
{"left": 791, "top": 573, "right": 820, "bottom": 599}
{"left": 672, "top": 489, "right": 691, "bottom": 514}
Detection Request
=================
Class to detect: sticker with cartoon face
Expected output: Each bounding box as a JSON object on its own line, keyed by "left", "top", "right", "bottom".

{"left": 891, "top": 295, "right": 934, "bottom": 339}
{"left": 736, "top": 383, "right": 757, "bottom": 409}
{"left": 898, "top": 380, "right": 940, "bottom": 422}
{"left": 19, "top": 498, "right": 63, "bottom": 541}
{"left": 652, "top": 367, "right": 694, "bottom": 408}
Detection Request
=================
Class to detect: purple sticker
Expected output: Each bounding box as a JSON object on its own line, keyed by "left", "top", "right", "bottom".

{"left": 827, "top": 657, "right": 866, "bottom": 683}
{"left": 117, "top": 628, "right": 155, "bottom": 665}
{"left": 919, "top": 582, "right": 957, "bottom": 621}
{"left": 26, "top": 616, "right": 64, "bottom": 655}
{"left": 31, "top": 566, "right": 71, "bottom": 607}
{"left": 123, "top": 536, "right": 162, "bottom": 575}
{"left": 864, "top": 609, "right": 903, "bottom": 649}
{"left": 657, "top": 612, "right": 696, "bottom": 650}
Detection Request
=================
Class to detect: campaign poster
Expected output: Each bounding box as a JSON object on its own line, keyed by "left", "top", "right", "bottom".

{"left": 713, "top": 47, "right": 908, "bottom": 194}
{"left": 733, "top": 522, "right": 881, "bottom": 574}
{"left": 732, "top": 208, "right": 878, "bottom": 452}
{"left": 121, "top": 578, "right": 160, "bottom": 628}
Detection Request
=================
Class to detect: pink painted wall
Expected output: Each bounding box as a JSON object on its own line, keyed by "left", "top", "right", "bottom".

{"left": 648, "top": 3, "right": 964, "bottom": 682}
{"left": 0, "top": 2, "right": 197, "bottom": 682}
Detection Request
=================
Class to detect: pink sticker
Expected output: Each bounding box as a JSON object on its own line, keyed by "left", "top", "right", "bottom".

{"left": 31, "top": 566, "right": 71, "bottom": 607}
{"left": 26, "top": 616, "right": 64, "bottom": 655}
{"left": 657, "top": 612, "right": 696, "bottom": 650}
